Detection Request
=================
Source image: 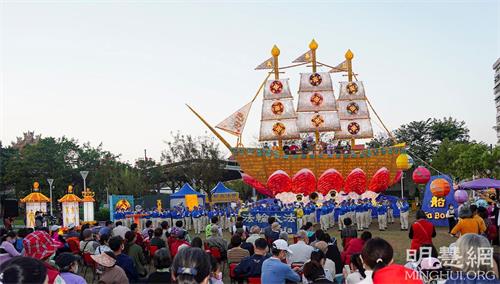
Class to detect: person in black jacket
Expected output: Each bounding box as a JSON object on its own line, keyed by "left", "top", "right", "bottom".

{"left": 322, "top": 233, "right": 343, "bottom": 275}
{"left": 234, "top": 238, "right": 270, "bottom": 278}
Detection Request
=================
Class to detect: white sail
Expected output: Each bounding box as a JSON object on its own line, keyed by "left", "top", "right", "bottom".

{"left": 338, "top": 81, "right": 366, "bottom": 100}
{"left": 263, "top": 78, "right": 293, "bottom": 100}
{"left": 297, "top": 111, "right": 341, "bottom": 132}
{"left": 337, "top": 100, "right": 370, "bottom": 120}
{"left": 259, "top": 118, "right": 300, "bottom": 141}
{"left": 298, "top": 72, "right": 333, "bottom": 92}
{"left": 297, "top": 90, "right": 337, "bottom": 112}
{"left": 334, "top": 118, "right": 374, "bottom": 139}
{"left": 215, "top": 102, "right": 252, "bottom": 136}
{"left": 261, "top": 98, "right": 297, "bottom": 121}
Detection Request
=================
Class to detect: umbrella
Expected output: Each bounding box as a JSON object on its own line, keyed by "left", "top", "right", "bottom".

{"left": 458, "top": 178, "right": 500, "bottom": 190}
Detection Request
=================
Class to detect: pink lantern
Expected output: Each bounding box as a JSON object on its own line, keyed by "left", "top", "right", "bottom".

{"left": 454, "top": 189, "right": 468, "bottom": 204}
{"left": 412, "top": 166, "right": 431, "bottom": 185}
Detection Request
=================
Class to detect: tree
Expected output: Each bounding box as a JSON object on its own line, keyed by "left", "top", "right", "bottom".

{"left": 365, "top": 133, "right": 394, "bottom": 148}
{"left": 430, "top": 117, "right": 469, "bottom": 142}
{"left": 161, "top": 132, "right": 224, "bottom": 195}
{"left": 135, "top": 158, "right": 164, "bottom": 194}
{"left": 453, "top": 143, "right": 491, "bottom": 180}
{"left": 394, "top": 119, "right": 435, "bottom": 162}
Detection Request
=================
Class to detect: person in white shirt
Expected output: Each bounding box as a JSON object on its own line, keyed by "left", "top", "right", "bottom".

{"left": 245, "top": 226, "right": 261, "bottom": 245}
{"left": 288, "top": 230, "right": 314, "bottom": 264}
{"left": 344, "top": 253, "right": 367, "bottom": 284}
{"left": 112, "top": 221, "right": 130, "bottom": 238}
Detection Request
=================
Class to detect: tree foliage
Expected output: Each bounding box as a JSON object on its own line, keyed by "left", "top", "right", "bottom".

{"left": 161, "top": 132, "right": 224, "bottom": 195}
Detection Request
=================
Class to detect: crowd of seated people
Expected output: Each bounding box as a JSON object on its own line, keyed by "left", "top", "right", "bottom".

{"left": 1, "top": 207, "right": 500, "bottom": 284}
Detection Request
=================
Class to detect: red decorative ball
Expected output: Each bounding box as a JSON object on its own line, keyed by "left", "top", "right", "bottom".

{"left": 412, "top": 166, "right": 431, "bottom": 185}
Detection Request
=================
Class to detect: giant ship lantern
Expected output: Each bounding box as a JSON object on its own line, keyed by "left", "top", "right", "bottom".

{"left": 188, "top": 40, "right": 407, "bottom": 200}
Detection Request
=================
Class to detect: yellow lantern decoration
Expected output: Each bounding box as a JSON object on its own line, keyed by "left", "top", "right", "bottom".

{"left": 396, "top": 153, "right": 413, "bottom": 170}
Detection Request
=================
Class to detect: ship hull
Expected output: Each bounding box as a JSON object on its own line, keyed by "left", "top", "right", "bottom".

{"left": 232, "top": 146, "right": 405, "bottom": 188}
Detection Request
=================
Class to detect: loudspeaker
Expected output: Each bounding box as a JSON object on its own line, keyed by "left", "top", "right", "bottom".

{"left": 2, "top": 199, "right": 19, "bottom": 218}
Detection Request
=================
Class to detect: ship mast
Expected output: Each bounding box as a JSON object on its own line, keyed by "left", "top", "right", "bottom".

{"left": 309, "top": 39, "right": 321, "bottom": 146}
{"left": 272, "top": 45, "right": 283, "bottom": 149}
{"left": 345, "top": 49, "right": 356, "bottom": 147}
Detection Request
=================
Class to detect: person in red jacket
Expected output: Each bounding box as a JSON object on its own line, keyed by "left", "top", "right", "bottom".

{"left": 408, "top": 210, "right": 436, "bottom": 251}
{"left": 169, "top": 227, "right": 190, "bottom": 258}
{"left": 342, "top": 231, "right": 372, "bottom": 265}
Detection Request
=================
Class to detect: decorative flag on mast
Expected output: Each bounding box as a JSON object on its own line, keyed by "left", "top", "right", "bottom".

{"left": 255, "top": 57, "right": 275, "bottom": 70}
{"left": 216, "top": 102, "right": 252, "bottom": 136}
{"left": 329, "top": 60, "right": 348, "bottom": 73}
{"left": 292, "top": 50, "right": 313, "bottom": 63}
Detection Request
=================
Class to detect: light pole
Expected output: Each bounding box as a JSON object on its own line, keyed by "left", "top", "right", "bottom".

{"left": 80, "top": 171, "right": 89, "bottom": 193}
{"left": 47, "top": 178, "right": 54, "bottom": 216}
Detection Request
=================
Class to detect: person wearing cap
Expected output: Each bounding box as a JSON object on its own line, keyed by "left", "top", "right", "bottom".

{"left": 55, "top": 252, "right": 86, "bottom": 284}
{"left": 23, "top": 231, "right": 65, "bottom": 284}
{"left": 91, "top": 251, "right": 129, "bottom": 284}
{"left": 65, "top": 224, "right": 80, "bottom": 238}
{"left": 168, "top": 227, "right": 191, "bottom": 259}
{"left": 99, "top": 221, "right": 114, "bottom": 237}
{"left": 261, "top": 239, "right": 301, "bottom": 284}
{"left": 450, "top": 206, "right": 485, "bottom": 237}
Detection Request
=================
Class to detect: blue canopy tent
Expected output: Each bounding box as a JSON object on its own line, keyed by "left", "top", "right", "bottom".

{"left": 210, "top": 182, "right": 239, "bottom": 204}
{"left": 170, "top": 183, "right": 205, "bottom": 208}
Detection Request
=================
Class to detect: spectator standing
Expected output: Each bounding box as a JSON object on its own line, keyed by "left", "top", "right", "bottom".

{"left": 142, "top": 220, "right": 153, "bottom": 239}
{"left": 263, "top": 217, "right": 276, "bottom": 240}
{"left": 99, "top": 221, "right": 114, "bottom": 237}
{"left": 288, "top": 230, "right": 314, "bottom": 264}
{"left": 124, "top": 231, "right": 147, "bottom": 277}
{"left": 91, "top": 251, "right": 129, "bottom": 284}
{"left": 109, "top": 235, "right": 139, "bottom": 282}
{"left": 80, "top": 229, "right": 98, "bottom": 254}
{"left": 409, "top": 210, "right": 436, "bottom": 251}
{"left": 146, "top": 248, "right": 172, "bottom": 284}
{"left": 450, "top": 206, "right": 484, "bottom": 237}
{"left": 446, "top": 205, "right": 457, "bottom": 233}
{"left": 112, "top": 221, "right": 130, "bottom": 239}
{"left": 206, "top": 225, "right": 228, "bottom": 260}
{"left": 261, "top": 239, "right": 301, "bottom": 284}
{"left": 95, "top": 233, "right": 112, "bottom": 255}
{"left": 341, "top": 218, "right": 358, "bottom": 249}
{"left": 55, "top": 252, "right": 86, "bottom": 284}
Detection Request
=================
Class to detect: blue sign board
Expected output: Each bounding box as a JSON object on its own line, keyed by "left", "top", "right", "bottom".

{"left": 241, "top": 210, "right": 298, "bottom": 234}
{"left": 421, "top": 175, "right": 457, "bottom": 227}
{"left": 109, "top": 195, "right": 135, "bottom": 221}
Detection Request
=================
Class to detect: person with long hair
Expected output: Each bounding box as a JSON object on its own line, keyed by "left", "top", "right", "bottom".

{"left": 171, "top": 247, "right": 211, "bottom": 284}
{"left": 344, "top": 253, "right": 366, "bottom": 284}
{"left": 0, "top": 256, "right": 48, "bottom": 284}
{"left": 303, "top": 250, "right": 334, "bottom": 283}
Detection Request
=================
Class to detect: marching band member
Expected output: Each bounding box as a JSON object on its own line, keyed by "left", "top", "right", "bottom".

{"left": 397, "top": 198, "right": 410, "bottom": 230}
{"left": 320, "top": 202, "right": 330, "bottom": 231}
{"left": 183, "top": 208, "right": 192, "bottom": 231}
{"left": 386, "top": 199, "right": 394, "bottom": 224}
{"left": 191, "top": 206, "right": 203, "bottom": 234}
{"left": 355, "top": 200, "right": 364, "bottom": 231}
{"left": 377, "top": 201, "right": 388, "bottom": 231}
